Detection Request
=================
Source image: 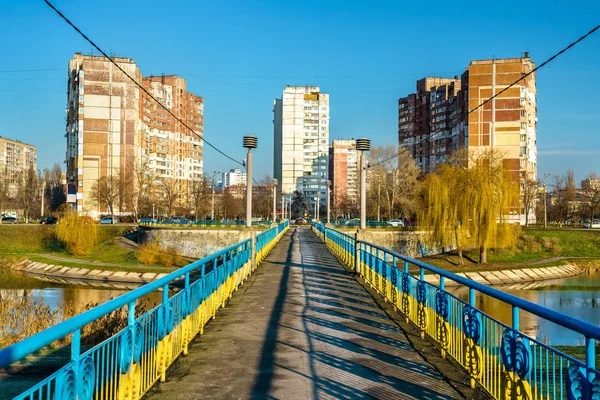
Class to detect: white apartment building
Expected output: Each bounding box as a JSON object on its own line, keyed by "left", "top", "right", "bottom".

{"left": 273, "top": 86, "right": 329, "bottom": 205}
{"left": 222, "top": 168, "right": 246, "bottom": 188}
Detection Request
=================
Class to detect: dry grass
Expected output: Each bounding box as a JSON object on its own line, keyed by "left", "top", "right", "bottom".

{"left": 137, "top": 239, "right": 182, "bottom": 267}
{"left": 0, "top": 296, "right": 151, "bottom": 348}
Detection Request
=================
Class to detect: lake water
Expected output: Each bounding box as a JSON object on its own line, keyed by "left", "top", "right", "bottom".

{"left": 2, "top": 268, "right": 598, "bottom": 346}
{"left": 447, "top": 271, "right": 600, "bottom": 345}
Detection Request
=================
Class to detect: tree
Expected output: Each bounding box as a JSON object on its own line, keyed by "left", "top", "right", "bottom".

{"left": 133, "top": 159, "right": 156, "bottom": 220}
{"left": 254, "top": 176, "right": 274, "bottom": 219}
{"left": 43, "top": 163, "right": 66, "bottom": 213}
{"left": 550, "top": 175, "right": 567, "bottom": 225}
{"left": 0, "top": 165, "right": 10, "bottom": 215}
{"left": 16, "top": 166, "right": 40, "bottom": 222}
{"left": 582, "top": 173, "right": 600, "bottom": 223}
{"left": 90, "top": 175, "right": 120, "bottom": 219}
{"left": 222, "top": 188, "right": 243, "bottom": 219}
{"left": 158, "top": 177, "right": 181, "bottom": 217}
{"left": 520, "top": 172, "right": 539, "bottom": 228}
{"left": 291, "top": 191, "right": 308, "bottom": 219}
{"left": 189, "top": 177, "right": 211, "bottom": 220}
{"left": 368, "top": 146, "right": 420, "bottom": 221}
{"left": 419, "top": 149, "right": 520, "bottom": 264}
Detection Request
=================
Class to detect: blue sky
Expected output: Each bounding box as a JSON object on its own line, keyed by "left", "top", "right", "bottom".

{"left": 1, "top": 0, "right": 599, "bottom": 182}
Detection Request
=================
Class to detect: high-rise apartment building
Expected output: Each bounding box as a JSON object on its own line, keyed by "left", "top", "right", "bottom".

{"left": 222, "top": 168, "right": 246, "bottom": 188}
{"left": 398, "top": 54, "right": 537, "bottom": 223}
{"left": 141, "top": 75, "right": 204, "bottom": 189}
{"left": 328, "top": 140, "right": 358, "bottom": 208}
{"left": 0, "top": 136, "right": 36, "bottom": 197}
{"left": 465, "top": 56, "right": 537, "bottom": 181}
{"left": 66, "top": 54, "right": 204, "bottom": 216}
{"left": 274, "top": 86, "right": 330, "bottom": 204}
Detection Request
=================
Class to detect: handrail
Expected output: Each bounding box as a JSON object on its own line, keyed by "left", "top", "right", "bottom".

{"left": 363, "top": 240, "right": 600, "bottom": 341}
{"left": 312, "top": 221, "right": 600, "bottom": 399}
{"left": 0, "top": 239, "right": 250, "bottom": 368}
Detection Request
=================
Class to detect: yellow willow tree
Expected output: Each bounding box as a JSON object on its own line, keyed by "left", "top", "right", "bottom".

{"left": 420, "top": 161, "right": 472, "bottom": 265}
{"left": 468, "top": 150, "right": 521, "bottom": 264}
{"left": 420, "top": 149, "right": 520, "bottom": 264}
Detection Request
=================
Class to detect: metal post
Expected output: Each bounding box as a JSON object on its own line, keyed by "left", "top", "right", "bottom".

{"left": 377, "top": 180, "right": 381, "bottom": 222}
{"left": 243, "top": 136, "right": 257, "bottom": 228}
{"left": 316, "top": 191, "right": 321, "bottom": 222}
{"left": 281, "top": 193, "right": 285, "bottom": 220}
{"left": 356, "top": 138, "right": 370, "bottom": 231}
{"left": 40, "top": 180, "right": 46, "bottom": 218}
{"left": 354, "top": 232, "right": 360, "bottom": 274}
{"left": 211, "top": 172, "right": 216, "bottom": 221}
{"left": 272, "top": 179, "right": 278, "bottom": 223}
{"left": 327, "top": 180, "right": 331, "bottom": 224}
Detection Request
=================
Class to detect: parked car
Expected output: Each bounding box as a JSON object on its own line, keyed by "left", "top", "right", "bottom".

{"left": 584, "top": 222, "right": 600, "bottom": 228}
{"left": 40, "top": 216, "right": 59, "bottom": 225}
{"left": 99, "top": 216, "right": 119, "bottom": 224}
{"left": 139, "top": 217, "right": 158, "bottom": 224}
{"left": 168, "top": 216, "right": 190, "bottom": 225}
{"left": 388, "top": 219, "right": 404, "bottom": 227}
{"left": 1, "top": 216, "right": 18, "bottom": 224}
{"left": 346, "top": 218, "right": 361, "bottom": 227}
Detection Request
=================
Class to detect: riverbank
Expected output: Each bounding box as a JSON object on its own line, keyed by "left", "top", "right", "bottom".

{"left": 13, "top": 259, "right": 170, "bottom": 285}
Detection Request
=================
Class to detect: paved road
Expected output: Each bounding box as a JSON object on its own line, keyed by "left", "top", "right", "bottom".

{"left": 148, "top": 228, "right": 463, "bottom": 399}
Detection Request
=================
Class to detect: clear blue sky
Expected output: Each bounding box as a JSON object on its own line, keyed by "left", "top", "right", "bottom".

{"left": 1, "top": 0, "right": 599, "bottom": 183}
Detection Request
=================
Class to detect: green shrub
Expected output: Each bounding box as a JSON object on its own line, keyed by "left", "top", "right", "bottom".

{"left": 55, "top": 212, "right": 98, "bottom": 256}
{"left": 137, "top": 240, "right": 162, "bottom": 265}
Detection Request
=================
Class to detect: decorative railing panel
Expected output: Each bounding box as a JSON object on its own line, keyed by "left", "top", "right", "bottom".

{"left": 312, "top": 222, "right": 600, "bottom": 400}
{"left": 0, "top": 221, "right": 289, "bottom": 399}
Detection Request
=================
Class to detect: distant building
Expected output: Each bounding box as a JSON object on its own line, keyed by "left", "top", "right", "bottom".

{"left": 222, "top": 168, "right": 246, "bottom": 188}
{"left": 65, "top": 53, "right": 204, "bottom": 217}
{"left": 274, "top": 86, "right": 330, "bottom": 207}
{"left": 0, "top": 136, "right": 37, "bottom": 197}
{"left": 581, "top": 178, "right": 600, "bottom": 191}
{"left": 398, "top": 54, "right": 537, "bottom": 224}
{"left": 329, "top": 140, "right": 358, "bottom": 208}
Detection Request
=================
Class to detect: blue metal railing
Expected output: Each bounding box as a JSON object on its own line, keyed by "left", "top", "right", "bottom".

{"left": 0, "top": 220, "right": 289, "bottom": 399}
{"left": 139, "top": 219, "right": 276, "bottom": 228}
{"left": 312, "top": 221, "right": 600, "bottom": 399}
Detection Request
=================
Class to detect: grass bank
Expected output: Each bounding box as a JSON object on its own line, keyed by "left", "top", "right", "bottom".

{"left": 422, "top": 228, "right": 600, "bottom": 272}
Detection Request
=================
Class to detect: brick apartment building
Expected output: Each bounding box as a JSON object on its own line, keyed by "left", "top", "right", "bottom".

{"left": 328, "top": 139, "right": 358, "bottom": 208}
{"left": 66, "top": 53, "right": 204, "bottom": 216}
{"left": 398, "top": 54, "right": 537, "bottom": 223}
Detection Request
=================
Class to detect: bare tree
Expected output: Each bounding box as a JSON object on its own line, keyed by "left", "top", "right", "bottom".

{"left": 189, "top": 177, "right": 211, "bottom": 220}
{"left": 368, "top": 146, "right": 420, "bottom": 220}
{"left": 550, "top": 175, "right": 567, "bottom": 225}
{"left": 222, "top": 187, "right": 243, "bottom": 219}
{"left": 90, "top": 175, "right": 120, "bottom": 219}
{"left": 521, "top": 172, "right": 539, "bottom": 227}
{"left": 0, "top": 165, "right": 9, "bottom": 215}
{"left": 16, "top": 166, "right": 40, "bottom": 222}
{"left": 158, "top": 177, "right": 181, "bottom": 217}
{"left": 134, "top": 160, "right": 156, "bottom": 220}
{"left": 43, "top": 163, "right": 66, "bottom": 214}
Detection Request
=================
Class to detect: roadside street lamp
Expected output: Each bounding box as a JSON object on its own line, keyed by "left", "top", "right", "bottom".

{"left": 272, "top": 179, "right": 278, "bottom": 223}
{"left": 326, "top": 180, "right": 331, "bottom": 225}
{"left": 314, "top": 196, "right": 318, "bottom": 220}
{"left": 356, "top": 138, "right": 371, "bottom": 230}
{"left": 243, "top": 136, "right": 257, "bottom": 228}
{"left": 316, "top": 191, "right": 321, "bottom": 222}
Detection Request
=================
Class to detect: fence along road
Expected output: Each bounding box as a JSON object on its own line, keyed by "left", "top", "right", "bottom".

{"left": 147, "top": 227, "right": 465, "bottom": 399}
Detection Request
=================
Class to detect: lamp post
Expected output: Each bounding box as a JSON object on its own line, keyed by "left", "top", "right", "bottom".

{"left": 356, "top": 138, "right": 371, "bottom": 230}
{"left": 314, "top": 196, "right": 318, "bottom": 220}
{"left": 272, "top": 178, "right": 278, "bottom": 223}
{"left": 316, "top": 191, "right": 321, "bottom": 222}
{"left": 326, "top": 180, "right": 331, "bottom": 225}
{"left": 281, "top": 193, "right": 285, "bottom": 220}
{"left": 542, "top": 173, "right": 551, "bottom": 229}
{"left": 243, "top": 136, "right": 257, "bottom": 228}
{"left": 37, "top": 169, "right": 45, "bottom": 219}
{"left": 211, "top": 170, "right": 221, "bottom": 221}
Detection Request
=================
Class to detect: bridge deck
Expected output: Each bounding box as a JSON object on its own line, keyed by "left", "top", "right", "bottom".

{"left": 148, "top": 228, "right": 463, "bottom": 399}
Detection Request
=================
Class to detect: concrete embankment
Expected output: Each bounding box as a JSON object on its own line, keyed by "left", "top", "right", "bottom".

{"left": 423, "top": 264, "right": 581, "bottom": 288}
{"left": 13, "top": 259, "right": 168, "bottom": 287}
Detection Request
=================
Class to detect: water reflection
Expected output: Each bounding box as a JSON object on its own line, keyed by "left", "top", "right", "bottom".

{"left": 447, "top": 272, "right": 600, "bottom": 345}
{"left": 0, "top": 271, "right": 162, "bottom": 314}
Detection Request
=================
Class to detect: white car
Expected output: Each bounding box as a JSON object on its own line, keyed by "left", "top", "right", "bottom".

{"left": 388, "top": 219, "right": 404, "bottom": 227}
{"left": 584, "top": 222, "right": 600, "bottom": 228}
{"left": 99, "top": 216, "right": 119, "bottom": 224}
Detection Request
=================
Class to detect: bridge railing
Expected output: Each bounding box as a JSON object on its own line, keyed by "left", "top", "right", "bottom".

{"left": 0, "top": 220, "right": 289, "bottom": 400}
{"left": 312, "top": 222, "right": 600, "bottom": 399}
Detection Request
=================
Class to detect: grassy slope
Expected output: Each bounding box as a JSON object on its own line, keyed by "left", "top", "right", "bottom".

{"left": 423, "top": 228, "right": 600, "bottom": 271}
{"left": 0, "top": 225, "right": 181, "bottom": 271}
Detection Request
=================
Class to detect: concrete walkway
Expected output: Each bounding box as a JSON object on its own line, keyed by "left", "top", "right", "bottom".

{"left": 147, "top": 228, "right": 463, "bottom": 399}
